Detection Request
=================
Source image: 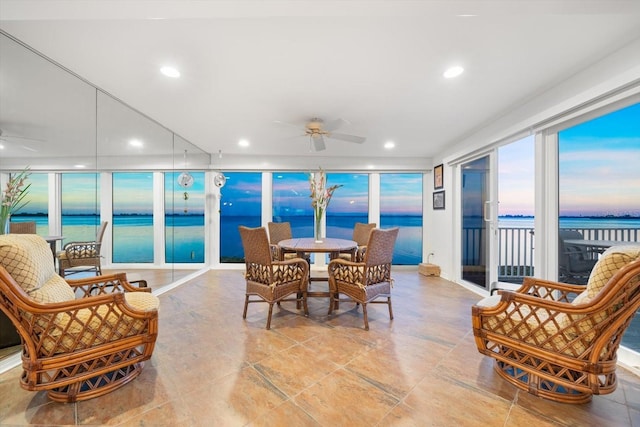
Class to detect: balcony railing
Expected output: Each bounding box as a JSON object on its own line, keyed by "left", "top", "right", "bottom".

{"left": 465, "top": 227, "right": 640, "bottom": 282}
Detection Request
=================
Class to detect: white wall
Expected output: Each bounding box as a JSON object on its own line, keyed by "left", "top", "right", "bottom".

{"left": 427, "top": 37, "right": 640, "bottom": 283}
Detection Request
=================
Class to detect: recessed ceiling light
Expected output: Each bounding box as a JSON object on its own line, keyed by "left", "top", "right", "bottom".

{"left": 160, "top": 66, "right": 180, "bottom": 78}
{"left": 384, "top": 141, "right": 395, "bottom": 149}
{"left": 238, "top": 139, "right": 250, "bottom": 147}
{"left": 444, "top": 66, "right": 464, "bottom": 79}
{"left": 0, "top": 143, "right": 4, "bottom": 150}
{"left": 74, "top": 164, "right": 86, "bottom": 168}
{"left": 129, "top": 139, "right": 143, "bottom": 148}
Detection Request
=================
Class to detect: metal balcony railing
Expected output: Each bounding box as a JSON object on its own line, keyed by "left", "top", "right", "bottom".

{"left": 462, "top": 227, "right": 640, "bottom": 282}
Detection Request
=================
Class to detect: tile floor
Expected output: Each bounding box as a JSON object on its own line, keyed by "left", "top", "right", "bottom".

{"left": 0, "top": 269, "right": 639, "bottom": 426}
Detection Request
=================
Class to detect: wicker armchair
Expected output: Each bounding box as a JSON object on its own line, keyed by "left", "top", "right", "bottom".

{"left": 9, "top": 221, "right": 37, "bottom": 234}
{"left": 239, "top": 226, "right": 309, "bottom": 329}
{"left": 327, "top": 227, "right": 399, "bottom": 330}
{"left": 57, "top": 221, "right": 108, "bottom": 277}
{"left": 472, "top": 245, "right": 640, "bottom": 403}
{"left": 0, "top": 234, "right": 159, "bottom": 403}
{"left": 337, "top": 222, "right": 376, "bottom": 262}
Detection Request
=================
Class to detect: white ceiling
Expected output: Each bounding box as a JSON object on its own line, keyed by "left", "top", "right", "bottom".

{"left": 1, "top": 0, "right": 640, "bottom": 169}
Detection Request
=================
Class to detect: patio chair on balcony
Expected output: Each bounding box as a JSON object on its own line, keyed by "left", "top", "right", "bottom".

{"left": 559, "top": 230, "right": 598, "bottom": 284}
{"left": 472, "top": 245, "right": 640, "bottom": 403}
{"left": 0, "top": 234, "right": 159, "bottom": 402}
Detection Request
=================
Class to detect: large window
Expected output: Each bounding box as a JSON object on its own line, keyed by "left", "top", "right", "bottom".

{"left": 325, "top": 173, "right": 369, "bottom": 240}
{"left": 112, "top": 172, "right": 154, "bottom": 263}
{"left": 380, "top": 173, "right": 423, "bottom": 265}
{"left": 272, "top": 172, "right": 313, "bottom": 237}
{"left": 497, "top": 136, "right": 535, "bottom": 284}
{"left": 220, "top": 172, "right": 262, "bottom": 262}
{"left": 165, "top": 172, "right": 205, "bottom": 263}
{"left": 61, "top": 173, "right": 100, "bottom": 245}
{"left": 558, "top": 102, "right": 639, "bottom": 352}
{"left": 11, "top": 172, "right": 49, "bottom": 235}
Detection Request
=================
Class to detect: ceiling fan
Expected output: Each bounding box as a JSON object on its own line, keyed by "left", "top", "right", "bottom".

{"left": 275, "top": 118, "right": 366, "bottom": 151}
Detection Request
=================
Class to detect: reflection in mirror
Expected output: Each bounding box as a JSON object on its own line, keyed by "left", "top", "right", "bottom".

{"left": 0, "top": 30, "right": 210, "bottom": 362}
{"left": 97, "top": 91, "right": 173, "bottom": 170}
{"left": 0, "top": 31, "right": 97, "bottom": 171}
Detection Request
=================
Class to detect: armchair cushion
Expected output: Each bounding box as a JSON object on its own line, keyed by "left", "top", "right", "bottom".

{"left": 30, "top": 275, "right": 75, "bottom": 303}
{"left": 0, "top": 234, "right": 56, "bottom": 293}
{"left": 585, "top": 245, "right": 640, "bottom": 300}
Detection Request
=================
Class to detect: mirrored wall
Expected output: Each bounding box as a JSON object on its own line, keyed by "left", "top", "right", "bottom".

{"left": 0, "top": 30, "right": 210, "bottom": 281}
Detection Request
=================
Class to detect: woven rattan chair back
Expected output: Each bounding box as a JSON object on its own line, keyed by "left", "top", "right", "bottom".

{"left": 267, "top": 222, "right": 293, "bottom": 244}
{"left": 95, "top": 220, "right": 108, "bottom": 245}
{"left": 352, "top": 222, "right": 376, "bottom": 246}
{"left": 9, "top": 221, "right": 36, "bottom": 234}
{"left": 240, "top": 226, "right": 274, "bottom": 265}
{"left": 363, "top": 227, "right": 399, "bottom": 266}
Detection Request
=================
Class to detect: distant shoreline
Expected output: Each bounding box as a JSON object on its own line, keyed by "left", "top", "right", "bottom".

{"left": 501, "top": 215, "right": 640, "bottom": 220}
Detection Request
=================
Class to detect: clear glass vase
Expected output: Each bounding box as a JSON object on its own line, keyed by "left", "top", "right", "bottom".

{"left": 0, "top": 215, "right": 9, "bottom": 235}
{"left": 314, "top": 211, "right": 324, "bottom": 243}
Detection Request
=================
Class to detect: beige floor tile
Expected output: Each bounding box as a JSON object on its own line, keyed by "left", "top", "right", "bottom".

{"left": 180, "top": 366, "right": 288, "bottom": 427}
{"left": 294, "top": 368, "right": 399, "bottom": 427}
{"left": 0, "top": 269, "right": 638, "bottom": 426}
{"left": 402, "top": 371, "right": 512, "bottom": 426}
{"left": 247, "top": 400, "right": 320, "bottom": 427}
{"left": 254, "top": 344, "right": 339, "bottom": 398}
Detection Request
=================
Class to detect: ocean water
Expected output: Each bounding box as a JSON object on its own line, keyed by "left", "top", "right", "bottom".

{"left": 499, "top": 216, "right": 640, "bottom": 229}
{"left": 10, "top": 214, "right": 206, "bottom": 264}
{"left": 221, "top": 214, "right": 423, "bottom": 264}
{"left": 12, "top": 214, "right": 636, "bottom": 265}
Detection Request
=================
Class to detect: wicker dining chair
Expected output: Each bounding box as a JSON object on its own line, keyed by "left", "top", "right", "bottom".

{"left": 57, "top": 221, "right": 108, "bottom": 277}
{"left": 327, "top": 227, "right": 399, "bottom": 330}
{"left": 0, "top": 234, "right": 158, "bottom": 403}
{"left": 239, "top": 226, "right": 309, "bottom": 329}
{"left": 337, "top": 222, "right": 376, "bottom": 262}
{"left": 267, "top": 221, "right": 309, "bottom": 262}
{"left": 472, "top": 244, "right": 640, "bottom": 404}
{"left": 9, "top": 221, "right": 37, "bottom": 234}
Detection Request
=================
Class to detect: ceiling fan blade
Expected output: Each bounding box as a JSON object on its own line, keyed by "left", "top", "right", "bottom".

{"left": 323, "top": 118, "right": 349, "bottom": 132}
{"left": 327, "top": 132, "right": 366, "bottom": 144}
{"left": 311, "top": 134, "right": 326, "bottom": 151}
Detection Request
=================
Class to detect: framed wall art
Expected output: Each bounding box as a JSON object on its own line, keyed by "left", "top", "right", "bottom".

{"left": 433, "top": 164, "right": 443, "bottom": 189}
{"left": 433, "top": 190, "right": 445, "bottom": 210}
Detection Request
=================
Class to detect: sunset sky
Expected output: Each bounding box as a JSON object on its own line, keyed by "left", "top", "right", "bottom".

{"left": 18, "top": 103, "right": 637, "bottom": 219}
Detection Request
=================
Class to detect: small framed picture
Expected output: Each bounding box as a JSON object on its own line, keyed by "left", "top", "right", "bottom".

{"left": 433, "top": 164, "right": 443, "bottom": 189}
{"left": 433, "top": 190, "right": 445, "bottom": 210}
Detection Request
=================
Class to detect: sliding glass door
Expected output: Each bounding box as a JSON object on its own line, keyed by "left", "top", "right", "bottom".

{"left": 461, "top": 154, "right": 497, "bottom": 290}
